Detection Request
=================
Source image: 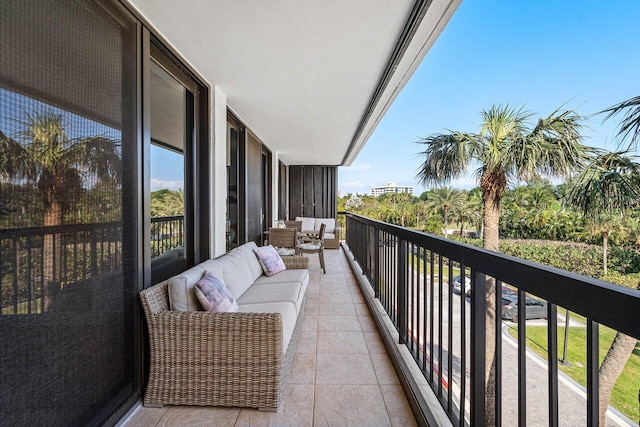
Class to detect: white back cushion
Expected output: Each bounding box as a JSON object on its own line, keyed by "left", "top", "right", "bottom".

{"left": 167, "top": 266, "right": 206, "bottom": 311}
{"left": 295, "top": 216, "right": 315, "bottom": 231}
{"left": 233, "top": 242, "right": 264, "bottom": 281}
{"left": 315, "top": 218, "right": 335, "bottom": 233}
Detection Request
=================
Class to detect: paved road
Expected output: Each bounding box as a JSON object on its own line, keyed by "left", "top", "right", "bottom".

{"left": 404, "top": 268, "right": 631, "bottom": 426}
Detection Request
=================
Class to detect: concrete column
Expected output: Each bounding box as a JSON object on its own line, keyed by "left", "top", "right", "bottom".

{"left": 272, "top": 151, "right": 280, "bottom": 223}
{"left": 211, "top": 86, "right": 227, "bottom": 257}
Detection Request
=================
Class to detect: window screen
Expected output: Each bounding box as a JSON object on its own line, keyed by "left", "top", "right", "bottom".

{"left": 0, "top": 0, "right": 138, "bottom": 424}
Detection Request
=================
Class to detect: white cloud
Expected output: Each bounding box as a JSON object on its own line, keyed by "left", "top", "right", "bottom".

{"left": 151, "top": 178, "right": 184, "bottom": 191}
{"left": 341, "top": 164, "right": 372, "bottom": 171}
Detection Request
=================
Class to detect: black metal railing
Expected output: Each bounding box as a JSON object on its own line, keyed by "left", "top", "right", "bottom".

{"left": 1, "top": 216, "right": 183, "bottom": 315}
{"left": 0, "top": 221, "right": 123, "bottom": 315}
{"left": 345, "top": 212, "right": 640, "bottom": 426}
{"left": 150, "top": 215, "right": 184, "bottom": 258}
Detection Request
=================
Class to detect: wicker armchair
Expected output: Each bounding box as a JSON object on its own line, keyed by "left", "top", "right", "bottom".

{"left": 323, "top": 227, "right": 341, "bottom": 249}
{"left": 139, "top": 256, "right": 308, "bottom": 411}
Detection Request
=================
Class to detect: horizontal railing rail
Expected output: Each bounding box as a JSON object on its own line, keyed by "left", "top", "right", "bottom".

{"left": 1, "top": 216, "right": 183, "bottom": 315}
{"left": 345, "top": 212, "right": 640, "bottom": 426}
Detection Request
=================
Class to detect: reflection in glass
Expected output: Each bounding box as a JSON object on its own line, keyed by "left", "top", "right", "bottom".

{"left": 149, "top": 61, "right": 187, "bottom": 284}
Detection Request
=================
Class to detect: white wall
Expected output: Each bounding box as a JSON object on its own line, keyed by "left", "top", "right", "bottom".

{"left": 211, "top": 86, "right": 227, "bottom": 257}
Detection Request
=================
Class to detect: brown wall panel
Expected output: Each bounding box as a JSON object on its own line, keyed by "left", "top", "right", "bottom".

{"left": 245, "top": 133, "right": 263, "bottom": 244}
{"left": 288, "top": 166, "right": 337, "bottom": 219}
{"left": 288, "top": 166, "right": 302, "bottom": 220}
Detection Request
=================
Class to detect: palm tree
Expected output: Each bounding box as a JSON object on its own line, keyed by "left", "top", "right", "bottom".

{"left": 567, "top": 149, "right": 640, "bottom": 424}
{"left": 0, "top": 110, "right": 121, "bottom": 309}
{"left": 424, "top": 186, "right": 466, "bottom": 236}
{"left": 416, "top": 104, "right": 593, "bottom": 424}
{"left": 602, "top": 95, "right": 640, "bottom": 150}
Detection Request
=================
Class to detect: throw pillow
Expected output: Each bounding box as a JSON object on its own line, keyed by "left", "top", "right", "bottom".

{"left": 253, "top": 245, "right": 287, "bottom": 276}
{"left": 194, "top": 271, "right": 238, "bottom": 312}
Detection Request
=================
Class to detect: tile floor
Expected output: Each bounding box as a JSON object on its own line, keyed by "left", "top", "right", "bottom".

{"left": 123, "top": 247, "right": 417, "bottom": 427}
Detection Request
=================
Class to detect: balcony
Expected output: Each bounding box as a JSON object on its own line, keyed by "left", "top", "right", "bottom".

{"left": 123, "top": 247, "right": 418, "bottom": 426}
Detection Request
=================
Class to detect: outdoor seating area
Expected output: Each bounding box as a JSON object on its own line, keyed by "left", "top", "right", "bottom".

{"left": 139, "top": 242, "right": 310, "bottom": 411}
{"left": 295, "top": 217, "right": 341, "bottom": 249}
{"left": 126, "top": 247, "right": 417, "bottom": 426}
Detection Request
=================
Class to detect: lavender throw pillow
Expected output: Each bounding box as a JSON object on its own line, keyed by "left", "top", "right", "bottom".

{"left": 194, "top": 271, "right": 238, "bottom": 312}
{"left": 253, "top": 245, "right": 287, "bottom": 277}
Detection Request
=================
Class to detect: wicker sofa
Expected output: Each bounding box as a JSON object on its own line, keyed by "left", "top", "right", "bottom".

{"left": 294, "top": 216, "right": 341, "bottom": 249}
{"left": 139, "top": 241, "right": 309, "bottom": 412}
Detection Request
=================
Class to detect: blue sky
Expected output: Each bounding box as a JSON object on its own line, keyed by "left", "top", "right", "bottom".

{"left": 339, "top": 0, "right": 640, "bottom": 196}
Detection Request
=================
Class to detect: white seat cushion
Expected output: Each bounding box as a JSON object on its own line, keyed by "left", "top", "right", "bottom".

{"left": 298, "top": 242, "right": 321, "bottom": 251}
{"left": 253, "top": 269, "right": 309, "bottom": 286}
{"left": 276, "top": 247, "right": 296, "bottom": 256}
{"left": 323, "top": 232, "right": 335, "bottom": 240}
{"left": 237, "top": 301, "right": 298, "bottom": 353}
{"left": 237, "top": 282, "right": 304, "bottom": 313}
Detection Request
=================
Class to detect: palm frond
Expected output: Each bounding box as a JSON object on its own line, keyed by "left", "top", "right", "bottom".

{"left": 512, "top": 109, "right": 594, "bottom": 180}
{"left": 414, "top": 132, "right": 476, "bottom": 186}
{"left": 0, "top": 131, "right": 34, "bottom": 179}
{"left": 67, "top": 136, "right": 122, "bottom": 184}
{"left": 479, "top": 104, "right": 531, "bottom": 174}
{"left": 601, "top": 95, "right": 640, "bottom": 150}
{"left": 566, "top": 150, "right": 640, "bottom": 219}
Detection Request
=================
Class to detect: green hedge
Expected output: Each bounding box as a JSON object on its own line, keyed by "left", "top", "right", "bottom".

{"left": 454, "top": 237, "right": 640, "bottom": 278}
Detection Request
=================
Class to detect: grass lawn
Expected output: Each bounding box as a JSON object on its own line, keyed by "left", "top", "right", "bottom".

{"left": 410, "top": 253, "right": 462, "bottom": 278}
{"left": 509, "top": 324, "right": 640, "bottom": 421}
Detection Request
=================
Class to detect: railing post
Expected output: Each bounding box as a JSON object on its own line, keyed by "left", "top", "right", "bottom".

{"left": 470, "top": 270, "right": 487, "bottom": 426}
{"left": 397, "top": 239, "right": 406, "bottom": 344}
{"left": 374, "top": 228, "right": 380, "bottom": 299}
{"left": 586, "top": 320, "right": 599, "bottom": 427}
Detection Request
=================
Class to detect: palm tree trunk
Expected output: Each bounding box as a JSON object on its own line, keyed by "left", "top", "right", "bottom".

{"left": 602, "top": 231, "right": 609, "bottom": 276}
{"left": 481, "top": 171, "right": 506, "bottom": 426}
{"left": 598, "top": 282, "right": 640, "bottom": 425}
{"left": 43, "top": 200, "right": 63, "bottom": 311}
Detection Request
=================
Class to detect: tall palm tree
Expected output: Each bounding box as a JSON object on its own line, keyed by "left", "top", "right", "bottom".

{"left": 416, "top": 104, "right": 593, "bottom": 424}
{"left": 0, "top": 110, "right": 121, "bottom": 309}
{"left": 567, "top": 149, "right": 640, "bottom": 424}
{"left": 424, "top": 186, "right": 466, "bottom": 236}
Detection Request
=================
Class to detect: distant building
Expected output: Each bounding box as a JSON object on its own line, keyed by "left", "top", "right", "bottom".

{"left": 371, "top": 182, "right": 414, "bottom": 197}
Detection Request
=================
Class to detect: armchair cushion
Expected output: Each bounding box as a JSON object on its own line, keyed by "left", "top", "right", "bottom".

{"left": 314, "top": 218, "right": 335, "bottom": 233}
{"left": 295, "top": 216, "right": 316, "bottom": 232}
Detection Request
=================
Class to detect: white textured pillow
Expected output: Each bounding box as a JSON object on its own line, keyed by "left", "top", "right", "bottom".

{"left": 194, "top": 271, "right": 238, "bottom": 312}
{"left": 168, "top": 276, "right": 202, "bottom": 311}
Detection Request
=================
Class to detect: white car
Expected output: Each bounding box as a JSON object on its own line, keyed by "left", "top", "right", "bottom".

{"left": 452, "top": 275, "right": 471, "bottom": 296}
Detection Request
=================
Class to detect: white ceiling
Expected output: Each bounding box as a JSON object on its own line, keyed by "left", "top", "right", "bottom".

{"left": 128, "top": 0, "right": 460, "bottom": 165}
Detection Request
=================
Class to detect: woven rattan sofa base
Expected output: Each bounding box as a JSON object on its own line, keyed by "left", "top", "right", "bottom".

{"left": 139, "top": 256, "right": 309, "bottom": 412}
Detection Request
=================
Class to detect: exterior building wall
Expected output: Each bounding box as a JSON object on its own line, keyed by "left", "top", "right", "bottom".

{"left": 371, "top": 182, "right": 414, "bottom": 197}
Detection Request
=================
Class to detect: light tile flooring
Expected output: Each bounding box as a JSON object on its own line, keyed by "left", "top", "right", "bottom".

{"left": 123, "top": 247, "right": 417, "bottom": 427}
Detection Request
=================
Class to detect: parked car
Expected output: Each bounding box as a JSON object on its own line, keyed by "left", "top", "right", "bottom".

{"left": 501, "top": 295, "right": 547, "bottom": 321}
{"left": 452, "top": 275, "right": 471, "bottom": 296}
{"left": 501, "top": 285, "right": 517, "bottom": 297}
{"left": 460, "top": 282, "right": 518, "bottom": 299}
